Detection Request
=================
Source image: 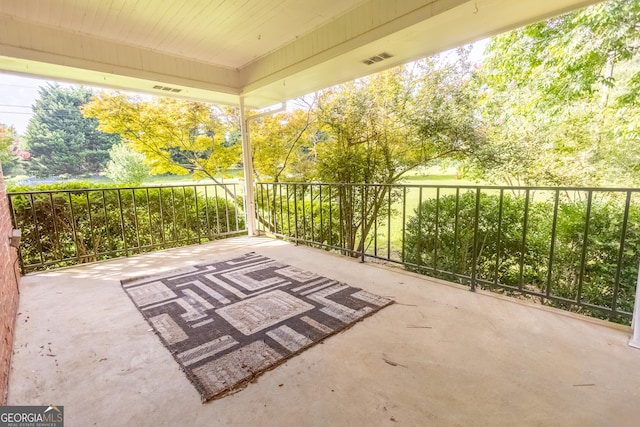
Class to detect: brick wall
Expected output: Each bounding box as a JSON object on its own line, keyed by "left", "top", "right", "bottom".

{"left": 0, "top": 164, "right": 20, "bottom": 404}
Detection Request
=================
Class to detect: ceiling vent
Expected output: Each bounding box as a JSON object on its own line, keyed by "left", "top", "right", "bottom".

{"left": 152, "top": 85, "right": 182, "bottom": 93}
{"left": 362, "top": 52, "right": 393, "bottom": 65}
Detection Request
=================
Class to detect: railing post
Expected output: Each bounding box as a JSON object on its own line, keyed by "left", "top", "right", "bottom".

{"left": 470, "top": 188, "right": 480, "bottom": 292}
{"left": 360, "top": 184, "right": 366, "bottom": 263}
{"left": 629, "top": 260, "right": 640, "bottom": 349}
{"left": 240, "top": 98, "right": 286, "bottom": 237}
{"left": 239, "top": 96, "right": 257, "bottom": 236}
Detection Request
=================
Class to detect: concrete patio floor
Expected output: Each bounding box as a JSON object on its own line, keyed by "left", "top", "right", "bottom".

{"left": 7, "top": 236, "right": 640, "bottom": 426}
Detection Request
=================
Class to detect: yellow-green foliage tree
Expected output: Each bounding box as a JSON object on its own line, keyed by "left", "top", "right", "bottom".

{"left": 82, "top": 93, "right": 242, "bottom": 185}
{"left": 250, "top": 102, "right": 316, "bottom": 183}
{"left": 314, "top": 56, "right": 483, "bottom": 254}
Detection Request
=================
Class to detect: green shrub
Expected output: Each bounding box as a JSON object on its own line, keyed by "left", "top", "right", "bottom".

{"left": 9, "top": 182, "right": 245, "bottom": 272}
{"left": 104, "top": 142, "right": 150, "bottom": 185}
{"left": 404, "top": 192, "right": 639, "bottom": 324}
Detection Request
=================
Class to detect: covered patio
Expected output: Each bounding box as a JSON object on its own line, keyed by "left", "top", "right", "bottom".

{"left": 8, "top": 236, "right": 640, "bottom": 426}
{"left": 3, "top": 1, "right": 640, "bottom": 424}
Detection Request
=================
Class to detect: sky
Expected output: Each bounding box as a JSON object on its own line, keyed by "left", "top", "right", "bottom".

{"left": 0, "top": 74, "right": 93, "bottom": 135}
{"left": 0, "top": 40, "right": 489, "bottom": 136}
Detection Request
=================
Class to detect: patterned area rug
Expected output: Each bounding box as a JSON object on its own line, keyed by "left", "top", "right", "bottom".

{"left": 121, "top": 252, "right": 393, "bottom": 402}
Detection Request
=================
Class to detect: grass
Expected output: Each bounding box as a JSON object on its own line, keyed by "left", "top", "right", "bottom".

{"left": 360, "top": 174, "right": 480, "bottom": 262}
{"left": 5, "top": 171, "right": 244, "bottom": 188}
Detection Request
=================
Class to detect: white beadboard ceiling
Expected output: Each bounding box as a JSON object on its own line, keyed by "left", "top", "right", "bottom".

{"left": 1, "top": 0, "right": 368, "bottom": 68}
{"left": 0, "top": 0, "right": 600, "bottom": 108}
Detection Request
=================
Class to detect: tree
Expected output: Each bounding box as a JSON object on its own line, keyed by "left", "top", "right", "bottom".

{"left": 82, "top": 93, "right": 242, "bottom": 187}
{"left": 314, "top": 54, "right": 483, "bottom": 254}
{"left": 463, "top": 0, "right": 640, "bottom": 186}
{"left": 104, "top": 142, "right": 150, "bottom": 185}
{"left": 0, "top": 124, "right": 30, "bottom": 176}
{"left": 0, "top": 124, "right": 17, "bottom": 158}
{"left": 250, "top": 101, "right": 316, "bottom": 183}
{"left": 24, "top": 84, "right": 120, "bottom": 176}
{"left": 482, "top": 0, "right": 640, "bottom": 108}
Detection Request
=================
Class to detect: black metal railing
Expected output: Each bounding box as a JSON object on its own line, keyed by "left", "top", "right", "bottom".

{"left": 8, "top": 183, "right": 246, "bottom": 273}
{"left": 255, "top": 182, "right": 640, "bottom": 324}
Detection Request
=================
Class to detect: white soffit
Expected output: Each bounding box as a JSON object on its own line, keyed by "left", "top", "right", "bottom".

{"left": 241, "top": 0, "right": 601, "bottom": 106}
{"left": 0, "top": 0, "right": 600, "bottom": 108}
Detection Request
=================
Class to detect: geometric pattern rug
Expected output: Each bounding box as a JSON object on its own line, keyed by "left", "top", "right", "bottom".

{"left": 121, "top": 252, "right": 393, "bottom": 402}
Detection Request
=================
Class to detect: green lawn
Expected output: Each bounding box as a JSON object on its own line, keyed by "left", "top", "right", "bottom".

{"left": 5, "top": 172, "right": 244, "bottom": 188}
{"left": 368, "top": 174, "right": 482, "bottom": 261}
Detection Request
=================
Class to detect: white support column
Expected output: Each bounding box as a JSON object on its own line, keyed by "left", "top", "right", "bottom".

{"left": 239, "top": 96, "right": 257, "bottom": 236}
{"left": 630, "top": 262, "right": 640, "bottom": 349}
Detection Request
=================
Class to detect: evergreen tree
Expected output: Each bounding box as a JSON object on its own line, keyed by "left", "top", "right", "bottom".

{"left": 25, "top": 84, "right": 120, "bottom": 176}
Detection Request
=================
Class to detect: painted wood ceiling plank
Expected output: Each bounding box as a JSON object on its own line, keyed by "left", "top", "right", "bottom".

{"left": 171, "top": 18, "right": 220, "bottom": 54}
{"left": 69, "top": 0, "right": 92, "bottom": 34}
{"left": 1, "top": 0, "right": 369, "bottom": 69}
{"left": 36, "top": 0, "right": 51, "bottom": 26}
{"left": 114, "top": 0, "right": 144, "bottom": 41}
{"left": 79, "top": 2, "right": 100, "bottom": 34}
{"left": 151, "top": 1, "right": 205, "bottom": 50}
{"left": 10, "top": 0, "right": 28, "bottom": 20}
{"left": 138, "top": 1, "right": 178, "bottom": 47}
{"left": 102, "top": 0, "right": 128, "bottom": 39}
